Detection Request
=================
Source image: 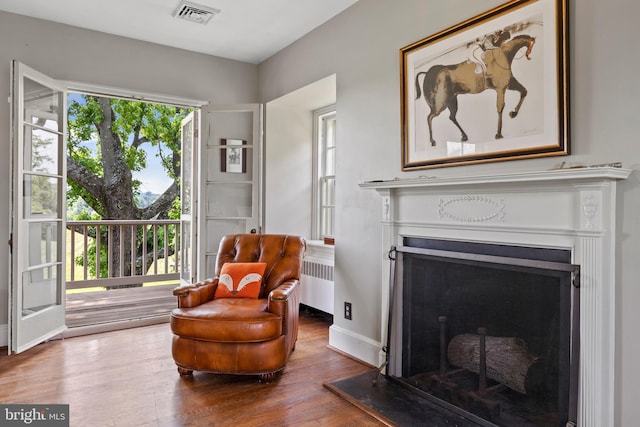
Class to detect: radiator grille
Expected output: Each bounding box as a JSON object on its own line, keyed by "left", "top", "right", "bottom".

{"left": 301, "top": 258, "right": 334, "bottom": 314}
{"left": 302, "top": 260, "right": 334, "bottom": 282}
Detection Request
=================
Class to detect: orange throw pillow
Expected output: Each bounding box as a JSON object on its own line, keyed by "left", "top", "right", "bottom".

{"left": 214, "top": 262, "right": 267, "bottom": 299}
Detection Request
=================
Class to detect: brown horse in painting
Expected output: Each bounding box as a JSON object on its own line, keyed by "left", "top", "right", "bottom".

{"left": 415, "top": 34, "right": 536, "bottom": 146}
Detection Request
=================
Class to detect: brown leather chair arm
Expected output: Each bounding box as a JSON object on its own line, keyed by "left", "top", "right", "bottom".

{"left": 267, "top": 279, "right": 300, "bottom": 353}
{"left": 268, "top": 279, "right": 299, "bottom": 301}
{"left": 173, "top": 278, "right": 218, "bottom": 308}
{"left": 267, "top": 279, "right": 299, "bottom": 315}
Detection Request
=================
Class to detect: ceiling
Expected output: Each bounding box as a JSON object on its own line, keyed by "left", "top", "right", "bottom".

{"left": 0, "top": 0, "right": 358, "bottom": 64}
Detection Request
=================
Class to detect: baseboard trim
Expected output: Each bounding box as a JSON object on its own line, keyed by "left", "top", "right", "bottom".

{"left": 0, "top": 323, "right": 7, "bottom": 348}
{"left": 327, "top": 344, "right": 377, "bottom": 369}
{"left": 328, "top": 324, "right": 384, "bottom": 368}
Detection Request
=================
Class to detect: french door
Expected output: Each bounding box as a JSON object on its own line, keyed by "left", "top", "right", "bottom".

{"left": 180, "top": 111, "right": 198, "bottom": 285}
{"left": 8, "top": 61, "right": 67, "bottom": 354}
{"left": 7, "top": 63, "right": 261, "bottom": 351}
{"left": 200, "top": 104, "right": 263, "bottom": 278}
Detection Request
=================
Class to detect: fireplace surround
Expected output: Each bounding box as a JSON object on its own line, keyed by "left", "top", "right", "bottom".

{"left": 361, "top": 167, "right": 630, "bottom": 426}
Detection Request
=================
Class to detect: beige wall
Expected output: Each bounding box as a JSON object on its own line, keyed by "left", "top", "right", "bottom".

{"left": 0, "top": 11, "right": 258, "bottom": 336}
{"left": 258, "top": 0, "right": 640, "bottom": 424}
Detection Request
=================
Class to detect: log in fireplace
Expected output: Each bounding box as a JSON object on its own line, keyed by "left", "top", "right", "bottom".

{"left": 386, "top": 238, "right": 580, "bottom": 426}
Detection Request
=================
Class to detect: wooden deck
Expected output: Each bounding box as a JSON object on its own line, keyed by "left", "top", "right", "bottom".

{"left": 65, "top": 283, "right": 178, "bottom": 328}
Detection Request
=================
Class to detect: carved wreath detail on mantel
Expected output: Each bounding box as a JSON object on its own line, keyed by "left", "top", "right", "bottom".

{"left": 439, "top": 195, "right": 506, "bottom": 223}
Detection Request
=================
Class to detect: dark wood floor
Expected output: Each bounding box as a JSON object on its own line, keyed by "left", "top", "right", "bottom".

{"left": 0, "top": 309, "right": 383, "bottom": 426}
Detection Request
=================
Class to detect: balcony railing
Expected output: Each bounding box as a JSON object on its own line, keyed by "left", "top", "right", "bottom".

{"left": 66, "top": 220, "right": 181, "bottom": 291}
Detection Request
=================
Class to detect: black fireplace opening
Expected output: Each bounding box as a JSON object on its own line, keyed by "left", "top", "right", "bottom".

{"left": 389, "top": 238, "right": 579, "bottom": 427}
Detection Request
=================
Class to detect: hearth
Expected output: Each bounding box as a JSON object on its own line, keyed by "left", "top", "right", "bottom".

{"left": 386, "top": 238, "right": 579, "bottom": 426}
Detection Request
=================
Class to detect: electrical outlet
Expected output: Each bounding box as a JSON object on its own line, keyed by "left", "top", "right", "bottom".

{"left": 344, "top": 302, "right": 352, "bottom": 320}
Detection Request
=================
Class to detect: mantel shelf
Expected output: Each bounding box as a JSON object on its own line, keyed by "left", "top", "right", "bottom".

{"left": 359, "top": 167, "right": 631, "bottom": 190}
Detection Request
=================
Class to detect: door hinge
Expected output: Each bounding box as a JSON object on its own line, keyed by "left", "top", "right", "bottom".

{"left": 8, "top": 233, "right": 12, "bottom": 253}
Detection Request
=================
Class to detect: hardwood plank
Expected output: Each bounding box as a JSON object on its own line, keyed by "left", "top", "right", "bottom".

{"left": 0, "top": 309, "right": 383, "bottom": 426}
{"left": 65, "top": 284, "right": 176, "bottom": 327}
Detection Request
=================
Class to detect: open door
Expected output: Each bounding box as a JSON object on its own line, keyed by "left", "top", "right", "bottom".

{"left": 179, "top": 111, "right": 198, "bottom": 285}
{"left": 200, "top": 104, "right": 263, "bottom": 278}
{"left": 8, "top": 61, "right": 67, "bottom": 354}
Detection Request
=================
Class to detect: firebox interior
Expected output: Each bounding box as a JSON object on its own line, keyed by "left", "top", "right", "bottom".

{"left": 387, "top": 238, "right": 579, "bottom": 426}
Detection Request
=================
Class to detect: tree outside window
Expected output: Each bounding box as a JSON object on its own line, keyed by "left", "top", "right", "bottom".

{"left": 66, "top": 93, "right": 191, "bottom": 286}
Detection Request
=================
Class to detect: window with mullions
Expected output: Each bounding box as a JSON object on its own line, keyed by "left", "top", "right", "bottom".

{"left": 313, "top": 106, "right": 336, "bottom": 240}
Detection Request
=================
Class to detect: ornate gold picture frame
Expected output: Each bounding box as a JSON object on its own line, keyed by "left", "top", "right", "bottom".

{"left": 400, "top": 0, "right": 568, "bottom": 170}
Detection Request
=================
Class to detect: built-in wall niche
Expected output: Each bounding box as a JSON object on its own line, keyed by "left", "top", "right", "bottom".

{"left": 389, "top": 238, "right": 579, "bottom": 426}
{"left": 264, "top": 74, "right": 336, "bottom": 237}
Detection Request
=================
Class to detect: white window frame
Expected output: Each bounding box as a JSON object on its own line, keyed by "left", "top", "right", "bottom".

{"left": 61, "top": 80, "right": 208, "bottom": 109}
{"left": 312, "top": 105, "right": 336, "bottom": 240}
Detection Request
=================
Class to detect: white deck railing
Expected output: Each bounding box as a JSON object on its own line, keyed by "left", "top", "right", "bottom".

{"left": 66, "top": 220, "right": 180, "bottom": 290}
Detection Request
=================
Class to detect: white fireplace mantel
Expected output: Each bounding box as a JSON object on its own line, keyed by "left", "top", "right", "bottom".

{"left": 361, "top": 167, "right": 630, "bottom": 190}
{"left": 360, "top": 167, "right": 631, "bottom": 427}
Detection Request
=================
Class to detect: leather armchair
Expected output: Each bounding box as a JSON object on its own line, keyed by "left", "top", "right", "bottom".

{"left": 170, "top": 234, "right": 306, "bottom": 382}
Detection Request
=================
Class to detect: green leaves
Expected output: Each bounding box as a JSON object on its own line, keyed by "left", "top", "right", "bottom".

{"left": 66, "top": 93, "right": 191, "bottom": 219}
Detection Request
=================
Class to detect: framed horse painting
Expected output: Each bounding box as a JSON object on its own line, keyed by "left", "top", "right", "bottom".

{"left": 400, "top": 0, "right": 568, "bottom": 170}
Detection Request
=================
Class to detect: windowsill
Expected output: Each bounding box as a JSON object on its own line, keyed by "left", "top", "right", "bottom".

{"left": 307, "top": 239, "right": 333, "bottom": 246}
{"left": 306, "top": 239, "right": 335, "bottom": 259}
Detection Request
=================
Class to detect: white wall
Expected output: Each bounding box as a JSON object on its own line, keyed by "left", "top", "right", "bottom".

{"left": 258, "top": 0, "right": 640, "bottom": 424}
{"left": 264, "top": 75, "right": 336, "bottom": 237}
{"left": 264, "top": 105, "right": 313, "bottom": 236}
{"left": 0, "top": 12, "right": 258, "bottom": 345}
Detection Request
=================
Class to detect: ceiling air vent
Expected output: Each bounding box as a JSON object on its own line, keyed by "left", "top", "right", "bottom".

{"left": 172, "top": 1, "right": 220, "bottom": 25}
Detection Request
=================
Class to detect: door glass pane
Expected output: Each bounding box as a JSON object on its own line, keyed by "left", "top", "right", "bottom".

{"left": 24, "top": 126, "right": 60, "bottom": 174}
{"left": 22, "top": 265, "right": 60, "bottom": 315}
{"left": 24, "top": 78, "right": 61, "bottom": 131}
{"left": 23, "top": 174, "right": 59, "bottom": 218}
{"left": 206, "top": 219, "right": 247, "bottom": 252}
{"left": 205, "top": 220, "right": 246, "bottom": 277}
{"left": 206, "top": 146, "right": 254, "bottom": 182}
{"left": 207, "top": 110, "right": 254, "bottom": 182}
{"left": 181, "top": 119, "right": 193, "bottom": 215}
{"left": 208, "top": 112, "right": 253, "bottom": 148}
{"left": 26, "top": 222, "right": 60, "bottom": 267}
{"left": 206, "top": 183, "right": 252, "bottom": 217}
{"left": 180, "top": 222, "right": 191, "bottom": 282}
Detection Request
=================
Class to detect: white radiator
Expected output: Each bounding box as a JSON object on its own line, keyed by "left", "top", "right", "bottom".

{"left": 300, "top": 256, "right": 334, "bottom": 315}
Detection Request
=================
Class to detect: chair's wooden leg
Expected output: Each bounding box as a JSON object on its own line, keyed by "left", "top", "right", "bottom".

{"left": 258, "top": 372, "right": 276, "bottom": 383}
{"left": 177, "top": 366, "right": 193, "bottom": 376}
